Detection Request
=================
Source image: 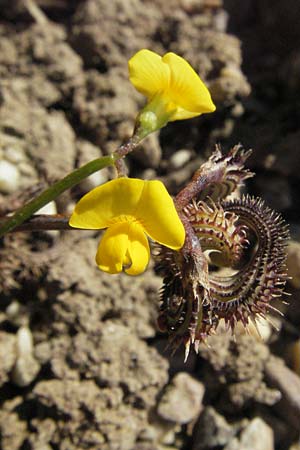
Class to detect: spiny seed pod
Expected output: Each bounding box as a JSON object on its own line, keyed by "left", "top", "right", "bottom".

{"left": 155, "top": 146, "right": 289, "bottom": 359}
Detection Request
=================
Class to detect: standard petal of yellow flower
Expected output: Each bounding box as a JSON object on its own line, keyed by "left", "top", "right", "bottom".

{"left": 95, "top": 221, "right": 150, "bottom": 275}
{"left": 128, "top": 49, "right": 170, "bottom": 99}
{"left": 69, "top": 178, "right": 146, "bottom": 229}
{"left": 135, "top": 180, "right": 185, "bottom": 250}
{"left": 163, "top": 52, "right": 216, "bottom": 119}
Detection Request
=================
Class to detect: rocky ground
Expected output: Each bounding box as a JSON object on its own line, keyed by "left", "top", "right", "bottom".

{"left": 0, "top": 1, "right": 300, "bottom": 449}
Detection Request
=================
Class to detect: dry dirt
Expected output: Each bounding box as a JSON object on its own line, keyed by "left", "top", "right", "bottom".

{"left": 0, "top": 1, "right": 300, "bottom": 450}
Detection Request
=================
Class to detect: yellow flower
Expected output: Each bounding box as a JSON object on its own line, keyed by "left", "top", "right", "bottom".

{"left": 69, "top": 178, "right": 185, "bottom": 275}
{"left": 128, "top": 49, "right": 216, "bottom": 135}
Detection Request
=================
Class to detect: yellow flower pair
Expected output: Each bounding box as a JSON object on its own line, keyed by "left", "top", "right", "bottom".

{"left": 70, "top": 49, "right": 215, "bottom": 275}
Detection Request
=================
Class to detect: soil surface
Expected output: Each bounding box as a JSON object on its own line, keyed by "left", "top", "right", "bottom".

{"left": 0, "top": 1, "right": 300, "bottom": 450}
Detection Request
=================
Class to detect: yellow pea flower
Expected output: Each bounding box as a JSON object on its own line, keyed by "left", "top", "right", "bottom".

{"left": 69, "top": 178, "right": 185, "bottom": 275}
{"left": 128, "top": 49, "right": 216, "bottom": 136}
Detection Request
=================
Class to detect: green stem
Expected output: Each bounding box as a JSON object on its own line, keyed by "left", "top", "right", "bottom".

{"left": 0, "top": 154, "right": 117, "bottom": 238}
{"left": 0, "top": 127, "right": 147, "bottom": 238}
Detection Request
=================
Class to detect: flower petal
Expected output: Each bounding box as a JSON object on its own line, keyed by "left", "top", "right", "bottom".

{"left": 168, "top": 107, "right": 200, "bottom": 121}
{"left": 96, "top": 222, "right": 130, "bottom": 274}
{"left": 162, "top": 52, "right": 216, "bottom": 118}
{"left": 128, "top": 49, "right": 170, "bottom": 99}
{"left": 125, "top": 222, "right": 150, "bottom": 275}
{"left": 96, "top": 222, "right": 150, "bottom": 275}
{"left": 69, "top": 178, "right": 146, "bottom": 230}
{"left": 135, "top": 180, "right": 185, "bottom": 250}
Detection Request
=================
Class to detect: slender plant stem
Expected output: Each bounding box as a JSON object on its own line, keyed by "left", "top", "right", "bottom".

{"left": 0, "top": 133, "right": 144, "bottom": 238}
{"left": 0, "top": 215, "right": 72, "bottom": 232}
{"left": 0, "top": 155, "right": 116, "bottom": 238}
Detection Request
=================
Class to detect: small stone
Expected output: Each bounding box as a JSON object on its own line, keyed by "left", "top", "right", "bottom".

{"left": 81, "top": 170, "right": 109, "bottom": 190}
{"left": 160, "top": 428, "right": 177, "bottom": 445}
{"left": 169, "top": 149, "right": 193, "bottom": 169}
{"left": 254, "top": 319, "right": 273, "bottom": 342}
{"left": 0, "top": 160, "right": 20, "bottom": 193}
{"left": 18, "top": 161, "right": 37, "bottom": 177}
{"left": 36, "top": 201, "right": 57, "bottom": 216}
{"left": 209, "top": 64, "right": 251, "bottom": 103}
{"left": 192, "top": 407, "right": 235, "bottom": 449}
{"left": 213, "top": 9, "right": 229, "bottom": 32}
{"left": 139, "top": 415, "right": 179, "bottom": 444}
{"left": 6, "top": 300, "right": 21, "bottom": 319}
{"left": 34, "top": 341, "right": 51, "bottom": 365}
{"left": 231, "top": 102, "right": 244, "bottom": 117}
{"left": 0, "top": 332, "right": 17, "bottom": 386}
{"left": 225, "top": 418, "right": 274, "bottom": 450}
{"left": 157, "top": 372, "right": 205, "bottom": 424}
{"left": 265, "top": 356, "right": 300, "bottom": 429}
{"left": 234, "top": 318, "right": 272, "bottom": 343}
{"left": 11, "top": 326, "right": 40, "bottom": 386}
{"left": 11, "top": 354, "right": 40, "bottom": 387}
{"left": 36, "top": 201, "right": 59, "bottom": 237}
{"left": 5, "top": 146, "right": 26, "bottom": 164}
{"left": 16, "top": 326, "right": 34, "bottom": 357}
{"left": 5, "top": 301, "right": 28, "bottom": 327}
{"left": 0, "top": 409, "right": 27, "bottom": 450}
{"left": 141, "top": 168, "right": 157, "bottom": 180}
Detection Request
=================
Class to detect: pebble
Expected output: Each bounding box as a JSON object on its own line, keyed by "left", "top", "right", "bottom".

{"left": 141, "top": 168, "right": 157, "bottom": 180}
{"left": 0, "top": 332, "right": 17, "bottom": 386}
{"left": 34, "top": 341, "right": 51, "bottom": 365}
{"left": 36, "top": 201, "right": 59, "bottom": 237}
{"left": 5, "top": 301, "right": 28, "bottom": 327}
{"left": 217, "top": 318, "right": 274, "bottom": 342}
{"left": 192, "top": 407, "right": 235, "bottom": 449}
{"left": 169, "top": 149, "right": 193, "bottom": 170}
{"left": 11, "top": 326, "right": 40, "bottom": 387}
{"left": 0, "top": 160, "right": 20, "bottom": 193}
{"left": 11, "top": 355, "right": 40, "bottom": 387}
{"left": 157, "top": 372, "right": 205, "bottom": 424}
{"left": 234, "top": 318, "right": 272, "bottom": 342}
{"left": 265, "top": 356, "right": 300, "bottom": 429}
{"left": 225, "top": 418, "right": 274, "bottom": 450}
{"left": 5, "top": 146, "right": 26, "bottom": 164}
{"left": 81, "top": 169, "right": 109, "bottom": 190}
{"left": 36, "top": 201, "right": 57, "bottom": 216}
{"left": 6, "top": 301, "right": 21, "bottom": 319}
{"left": 213, "top": 9, "right": 229, "bottom": 32}
{"left": 16, "top": 326, "right": 33, "bottom": 356}
{"left": 18, "top": 161, "right": 37, "bottom": 177}
{"left": 138, "top": 420, "right": 179, "bottom": 445}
